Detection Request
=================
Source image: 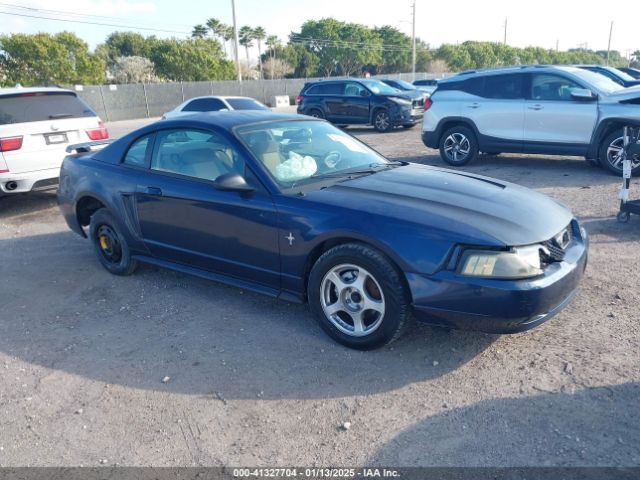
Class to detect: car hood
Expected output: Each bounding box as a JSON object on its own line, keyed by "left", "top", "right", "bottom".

{"left": 379, "top": 91, "right": 421, "bottom": 102}
{"left": 606, "top": 85, "right": 640, "bottom": 101}
{"left": 315, "top": 164, "right": 572, "bottom": 246}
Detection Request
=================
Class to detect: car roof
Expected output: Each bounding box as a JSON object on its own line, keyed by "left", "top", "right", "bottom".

{"left": 0, "top": 86, "right": 76, "bottom": 97}
{"left": 440, "top": 64, "right": 588, "bottom": 83}
{"left": 155, "top": 111, "right": 306, "bottom": 131}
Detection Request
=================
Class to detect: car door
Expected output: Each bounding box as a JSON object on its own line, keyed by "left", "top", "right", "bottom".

{"left": 524, "top": 73, "right": 597, "bottom": 149}
{"left": 132, "top": 127, "right": 281, "bottom": 290}
{"left": 342, "top": 82, "right": 371, "bottom": 124}
{"left": 466, "top": 73, "right": 525, "bottom": 152}
{"left": 320, "top": 82, "right": 347, "bottom": 123}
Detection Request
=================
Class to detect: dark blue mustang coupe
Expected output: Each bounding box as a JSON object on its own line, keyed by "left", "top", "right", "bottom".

{"left": 58, "top": 111, "right": 588, "bottom": 349}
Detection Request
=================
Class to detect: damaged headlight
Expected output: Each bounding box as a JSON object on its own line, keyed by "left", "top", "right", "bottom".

{"left": 458, "top": 245, "right": 544, "bottom": 279}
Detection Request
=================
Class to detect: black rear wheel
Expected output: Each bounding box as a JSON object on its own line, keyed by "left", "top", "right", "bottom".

{"left": 89, "top": 208, "right": 138, "bottom": 276}
{"left": 308, "top": 108, "right": 324, "bottom": 119}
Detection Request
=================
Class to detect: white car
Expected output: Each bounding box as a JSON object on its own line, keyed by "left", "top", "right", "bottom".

{"left": 162, "top": 96, "right": 270, "bottom": 119}
{"left": 0, "top": 87, "right": 108, "bottom": 195}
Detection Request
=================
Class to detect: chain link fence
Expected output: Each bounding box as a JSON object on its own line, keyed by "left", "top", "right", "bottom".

{"left": 75, "top": 72, "right": 448, "bottom": 122}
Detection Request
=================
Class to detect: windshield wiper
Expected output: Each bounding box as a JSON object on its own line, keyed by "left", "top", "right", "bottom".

{"left": 310, "top": 162, "right": 404, "bottom": 179}
{"left": 48, "top": 113, "right": 75, "bottom": 119}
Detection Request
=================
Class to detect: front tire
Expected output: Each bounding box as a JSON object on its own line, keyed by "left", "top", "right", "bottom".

{"left": 89, "top": 208, "right": 138, "bottom": 276}
{"left": 439, "top": 126, "right": 478, "bottom": 166}
{"left": 373, "top": 109, "right": 393, "bottom": 133}
{"left": 308, "top": 243, "right": 411, "bottom": 350}
{"left": 599, "top": 130, "right": 640, "bottom": 176}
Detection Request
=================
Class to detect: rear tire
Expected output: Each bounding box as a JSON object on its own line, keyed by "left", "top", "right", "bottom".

{"left": 439, "top": 125, "right": 478, "bottom": 166}
{"left": 308, "top": 243, "right": 411, "bottom": 350}
{"left": 89, "top": 208, "right": 138, "bottom": 276}
{"left": 307, "top": 108, "right": 324, "bottom": 119}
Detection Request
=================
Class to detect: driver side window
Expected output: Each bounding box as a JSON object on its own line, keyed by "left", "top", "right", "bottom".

{"left": 344, "top": 82, "right": 366, "bottom": 97}
{"left": 531, "top": 74, "right": 582, "bottom": 101}
{"left": 150, "top": 129, "right": 244, "bottom": 182}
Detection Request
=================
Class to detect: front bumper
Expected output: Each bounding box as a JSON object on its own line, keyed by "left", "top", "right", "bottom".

{"left": 0, "top": 168, "right": 60, "bottom": 194}
{"left": 391, "top": 105, "right": 423, "bottom": 126}
{"left": 408, "top": 224, "right": 589, "bottom": 333}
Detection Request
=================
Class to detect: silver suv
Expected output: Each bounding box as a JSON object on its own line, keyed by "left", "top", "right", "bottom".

{"left": 421, "top": 65, "right": 640, "bottom": 175}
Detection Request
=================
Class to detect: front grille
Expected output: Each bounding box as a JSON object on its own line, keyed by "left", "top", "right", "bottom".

{"left": 540, "top": 226, "right": 573, "bottom": 264}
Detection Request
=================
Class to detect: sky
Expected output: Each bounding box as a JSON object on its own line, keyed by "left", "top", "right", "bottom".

{"left": 1, "top": 0, "right": 638, "bottom": 61}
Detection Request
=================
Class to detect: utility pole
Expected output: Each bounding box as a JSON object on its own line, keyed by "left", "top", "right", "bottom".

{"left": 503, "top": 17, "right": 507, "bottom": 45}
{"left": 606, "top": 21, "right": 613, "bottom": 66}
{"left": 556, "top": 39, "right": 559, "bottom": 52}
{"left": 231, "top": 0, "right": 242, "bottom": 83}
{"left": 411, "top": 0, "right": 416, "bottom": 82}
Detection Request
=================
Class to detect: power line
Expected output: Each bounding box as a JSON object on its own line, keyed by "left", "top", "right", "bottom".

{"left": 0, "top": 9, "right": 192, "bottom": 35}
{"left": 0, "top": 2, "right": 193, "bottom": 29}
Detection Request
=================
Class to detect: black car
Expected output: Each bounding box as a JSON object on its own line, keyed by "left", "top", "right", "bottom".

{"left": 296, "top": 79, "right": 424, "bottom": 132}
{"left": 576, "top": 65, "right": 640, "bottom": 88}
{"left": 618, "top": 67, "right": 640, "bottom": 80}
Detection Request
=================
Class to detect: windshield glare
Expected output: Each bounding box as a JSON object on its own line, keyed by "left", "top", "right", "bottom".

{"left": 571, "top": 69, "right": 624, "bottom": 94}
{"left": 392, "top": 79, "right": 416, "bottom": 90}
{"left": 236, "top": 120, "right": 389, "bottom": 188}
{"left": 360, "top": 79, "right": 401, "bottom": 95}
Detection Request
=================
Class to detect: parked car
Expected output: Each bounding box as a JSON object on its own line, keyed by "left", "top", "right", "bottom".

{"left": 421, "top": 65, "right": 640, "bottom": 175}
{"left": 0, "top": 87, "right": 107, "bottom": 195}
{"left": 617, "top": 67, "right": 640, "bottom": 80}
{"left": 413, "top": 79, "right": 439, "bottom": 95}
{"left": 575, "top": 65, "right": 640, "bottom": 88}
{"left": 296, "top": 79, "right": 424, "bottom": 132}
{"left": 162, "top": 96, "right": 269, "bottom": 119}
{"left": 380, "top": 78, "right": 421, "bottom": 93}
{"left": 58, "top": 111, "right": 588, "bottom": 350}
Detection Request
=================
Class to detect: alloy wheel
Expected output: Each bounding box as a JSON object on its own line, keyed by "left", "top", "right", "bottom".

{"left": 443, "top": 132, "right": 471, "bottom": 163}
{"left": 320, "top": 264, "right": 385, "bottom": 337}
{"left": 607, "top": 137, "right": 640, "bottom": 172}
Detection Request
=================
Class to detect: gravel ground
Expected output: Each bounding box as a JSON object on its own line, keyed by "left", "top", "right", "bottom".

{"left": 0, "top": 119, "right": 638, "bottom": 467}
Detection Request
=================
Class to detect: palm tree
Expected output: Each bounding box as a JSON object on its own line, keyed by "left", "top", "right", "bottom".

{"left": 206, "top": 18, "right": 226, "bottom": 54}
{"left": 253, "top": 26, "right": 266, "bottom": 79}
{"left": 191, "top": 24, "right": 208, "bottom": 39}
{"left": 239, "top": 26, "right": 254, "bottom": 66}
{"left": 223, "top": 25, "right": 235, "bottom": 60}
{"left": 265, "top": 35, "right": 280, "bottom": 79}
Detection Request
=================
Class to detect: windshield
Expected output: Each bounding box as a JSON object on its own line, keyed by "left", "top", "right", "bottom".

{"left": 360, "top": 79, "right": 400, "bottom": 95}
{"left": 391, "top": 79, "right": 416, "bottom": 90}
{"left": 570, "top": 69, "right": 624, "bottom": 94}
{"left": 226, "top": 98, "right": 269, "bottom": 110}
{"left": 236, "top": 120, "right": 391, "bottom": 189}
{"left": 604, "top": 66, "right": 634, "bottom": 82}
{"left": 0, "top": 92, "right": 95, "bottom": 125}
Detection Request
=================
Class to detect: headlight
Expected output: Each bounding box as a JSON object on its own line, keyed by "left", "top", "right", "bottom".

{"left": 390, "top": 97, "right": 412, "bottom": 106}
{"left": 458, "top": 245, "right": 544, "bottom": 279}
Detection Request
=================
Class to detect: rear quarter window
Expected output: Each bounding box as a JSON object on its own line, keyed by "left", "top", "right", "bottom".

{"left": 0, "top": 92, "right": 96, "bottom": 125}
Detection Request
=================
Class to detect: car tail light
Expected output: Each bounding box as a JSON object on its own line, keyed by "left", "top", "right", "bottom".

{"left": 86, "top": 121, "right": 109, "bottom": 140}
{"left": 296, "top": 95, "right": 304, "bottom": 105}
{"left": 0, "top": 136, "right": 23, "bottom": 152}
{"left": 424, "top": 97, "right": 432, "bottom": 110}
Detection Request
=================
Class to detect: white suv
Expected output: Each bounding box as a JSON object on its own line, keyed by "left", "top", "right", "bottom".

{"left": 421, "top": 65, "right": 640, "bottom": 175}
{"left": 0, "top": 87, "right": 108, "bottom": 194}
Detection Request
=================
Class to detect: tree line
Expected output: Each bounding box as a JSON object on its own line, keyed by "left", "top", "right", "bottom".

{"left": 1, "top": 17, "right": 638, "bottom": 87}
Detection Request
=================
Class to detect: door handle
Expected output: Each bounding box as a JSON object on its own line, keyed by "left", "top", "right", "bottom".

{"left": 528, "top": 104, "right": 544, "bottom": 110}
{"left": 145, "top": 186, "right": 163, "bottom": 196}
{"left": 467, "top": 103, "right": 480, "bottom": 109}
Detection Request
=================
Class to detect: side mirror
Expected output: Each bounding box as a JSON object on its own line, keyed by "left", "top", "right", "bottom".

{"left": 213, "top": 173, "right": 254, "bottom": 193}
{"left": 360, "top": 89, "right": 370, "bottom": 97}
{"left": 571, "top": 88, "right": 596, "bottom": 101}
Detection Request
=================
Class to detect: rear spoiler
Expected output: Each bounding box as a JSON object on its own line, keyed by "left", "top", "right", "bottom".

{"left": 65, "top": 139, "right": 114, "bottom": 154}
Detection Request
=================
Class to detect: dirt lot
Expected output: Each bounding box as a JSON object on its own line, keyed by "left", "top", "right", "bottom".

{"left": 0, "top": 119, "right": 638, "bottom": 467}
